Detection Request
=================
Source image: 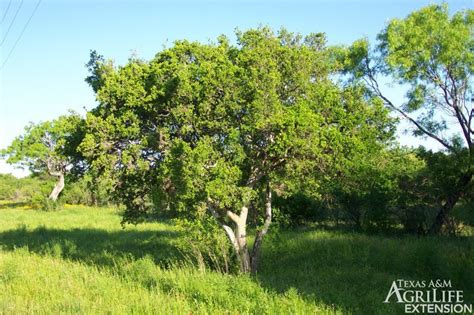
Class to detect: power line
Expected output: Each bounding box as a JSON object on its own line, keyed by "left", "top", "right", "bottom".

{"left": 0, "top": 0, "right": 41, "bottom": 71}
{"left": 0, "top": 0, "right": 24, "bottom": 47}
{"left": 1, "top": 0, "right": 13, "bottom": 24}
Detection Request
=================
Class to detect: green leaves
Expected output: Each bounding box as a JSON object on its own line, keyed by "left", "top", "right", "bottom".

{"left": 344, "top": 4, "right": 473, "bottom": 153}
{"left": 2, "top": 113, "right": 83, "bottom": 174}
{"left": 378, "top": 5, "right": 473, "bottom": 149}
{"left": 380, "top": 5, "right": 473, "bottom": 82}
{"left": 80, "top": 28, "right": 393, "bottom": 224}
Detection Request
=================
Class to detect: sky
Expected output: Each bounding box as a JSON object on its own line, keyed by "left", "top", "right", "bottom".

{"left": 0, "top": 0, "right": 472, "bottom": 177}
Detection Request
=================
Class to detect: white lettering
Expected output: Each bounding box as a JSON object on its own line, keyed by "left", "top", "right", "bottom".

{"left": 384, "top": 281, "right": 405, "bottom": 303}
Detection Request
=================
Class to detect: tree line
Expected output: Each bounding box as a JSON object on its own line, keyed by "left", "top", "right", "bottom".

{"left": 1, "top": 5, "right": 472, "bottom": 273}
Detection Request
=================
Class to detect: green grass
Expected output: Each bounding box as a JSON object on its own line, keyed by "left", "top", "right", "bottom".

{"left": 259, "top": 228, "right": 473, "bottom": 314}
{"left": 0, "top": 206, "right": 472, "bottom": 314}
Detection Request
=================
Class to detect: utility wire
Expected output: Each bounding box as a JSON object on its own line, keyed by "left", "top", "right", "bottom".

{"left": 0, "top": 0, "right": 23, "bottom": 46}
{"left": 0, "top": 0, "right": 41, "bottom": 71}
{"left": 1, "top": 0, "right": 13, "bottom": 24}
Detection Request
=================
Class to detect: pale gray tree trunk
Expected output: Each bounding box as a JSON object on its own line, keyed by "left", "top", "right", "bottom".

{"left": 250, "top": 182, "right": 272, "bottom": 273}
{"left": 221, "top": 184, "right": 273, "bottom": 273}
{"left": 48, "top": 171, "right": 65, "bottom": 201}
{"left": 225, "top": 206, "right": 251, "bottom": 273}
{"left": 209, "top": 183, "right": 273, "bottom": 274}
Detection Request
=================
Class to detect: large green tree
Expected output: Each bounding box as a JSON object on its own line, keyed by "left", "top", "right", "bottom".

{"left": 343, "top": 5, "right": 473, "bottom": 233}
{"left": 81, "top": 28, "right": 393, "bottom": 273}
{"left": 1, "top": 113, "right": 83, "bottom": 201}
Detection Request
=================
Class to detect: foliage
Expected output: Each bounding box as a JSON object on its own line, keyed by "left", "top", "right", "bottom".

{"left": 0, "top": 174, "right": 55, "bottom": 204}
{"left": 377, "top": 5, "right": 473, "bottom": 150}
{"left": 273, "top": 193, "right": 325, "bottom": 227}
{"left": 274, "top": 147, "right": 473, "bottom": 234}
{"left": 80, "top": 27, "right": 394, "bottom": 216}
{"left": 398, "top": 148, "right": 474, "bottom": 234}
{"left": 1, "top": 112, "right": 83, "bottom": 174}
{"left": 173, "top": 216, "right": 237, "bottom": 273}
{"left": 329, "top": 149, "right": 425, "bottom": 231}
{"left": 340, "top": 4, "right": 473, "bottom": 233}
{"left": 1, "top": 112, "right": 85, "bottom": 201}
{"left": 341, "top": 5, "right": 473, "bottom": 151}
{"left": 80, "top": 28, "right": 394, "bottom": 272}
{"left": 60, "top": 175, "right": 114, "bottom": 206}
{"left": 30, "top": 194, "right": 62, "bottom": 211}
{"left": 0, "top": 173, "right": 112, "bottom": 208}
{"left": 3, "top": 6, "right": 472, "bottom": 238}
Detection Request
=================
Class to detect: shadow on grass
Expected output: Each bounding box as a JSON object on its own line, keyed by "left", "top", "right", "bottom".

{"left": 290, "top": 221, "right": 421, "bottom": 237}
{"left": 0, "top": 226, "right": 180, "bottom": 267}
{"left": 0, "top": 201, "right": 29, "bottom": 209}
{"left": 257, "top": 229, "right": 474, "bottom": 314}
{"left": 0, "top": 222, "right": 472, "bottom": 314}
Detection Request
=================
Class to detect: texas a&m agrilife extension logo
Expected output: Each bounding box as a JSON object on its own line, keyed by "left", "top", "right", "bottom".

{"left": 384, "top": 279, "right": 472, "bottom": 314}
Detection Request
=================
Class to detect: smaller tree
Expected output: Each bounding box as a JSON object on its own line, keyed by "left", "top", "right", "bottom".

{"left": 1, "top": 112, "right": 84, "bottom": 201}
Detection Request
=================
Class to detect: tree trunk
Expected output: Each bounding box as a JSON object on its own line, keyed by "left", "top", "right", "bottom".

{"left": 429, "top": 171, "right": 472, "bottom": 234}
{"left": 221, "top": 206, "right": 251, "bottom": 273}
{"left": 212, "top": 182, "right": 273, "bottom": 274}
{"left": 235, "top": 207, "right": 251, "bottom": 273}
{"left": 48, "top": 172, "right": 65, "bottom": 201}
{"left": 250, "top": 182, "right": 272, "bottom": 274}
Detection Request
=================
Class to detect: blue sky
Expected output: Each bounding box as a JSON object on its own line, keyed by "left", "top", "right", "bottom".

{"left": 0, "top": 0, "right": 472, "bottom": 176}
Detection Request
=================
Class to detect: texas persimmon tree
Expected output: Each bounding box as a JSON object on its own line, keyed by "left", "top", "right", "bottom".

{"left": 81, "top": 28, "right": 393, "bottom": 273}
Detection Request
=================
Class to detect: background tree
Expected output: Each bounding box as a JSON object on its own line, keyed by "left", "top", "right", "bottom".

{"left": 81, "top": 28, "right": 394, "bottom": 273}
{"left": 1, "top": 112, "right": 84, "bottom": 201}
{"left": 329, "top": 148, "right": 429, "bottom": 232}
{"left": 342, "top": 4, "right": 473, "bottom": 233}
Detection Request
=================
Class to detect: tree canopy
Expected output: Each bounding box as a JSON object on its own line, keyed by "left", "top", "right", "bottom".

{"left": 80, "top": 28, "right": 394, "bottom": 272}
{"left": 1, "top": 112, "right": 83, "bottom": 200}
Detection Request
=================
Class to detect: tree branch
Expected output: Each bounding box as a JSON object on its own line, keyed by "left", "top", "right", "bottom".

{"left": 222, "top": 224, "right": 240, "bottom": 254}
{"left": 364, "top": 61, "right": 455, "bottom": 151}
{"left": 226, "top": 210, "right": 240, "bottom": 224}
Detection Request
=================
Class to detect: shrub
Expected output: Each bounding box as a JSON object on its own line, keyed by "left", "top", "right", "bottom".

{"left": 0, "top": 174, "right": 56, "bottom": 205}
{"left": 30, "top": 194, "right": 62, "bottom": 211}
{"left": 273, "top": 193, "right": 325, "bottom": 227}
{"left": 173, "top": 216, "right": 237, "bottom": 273}
{"left": 60, "top": 176, "right": 114, "bottom": 206}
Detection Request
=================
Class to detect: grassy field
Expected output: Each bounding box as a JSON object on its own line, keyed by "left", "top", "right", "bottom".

{"left": 0, "top": 205, "right": 472, "bottom": 314}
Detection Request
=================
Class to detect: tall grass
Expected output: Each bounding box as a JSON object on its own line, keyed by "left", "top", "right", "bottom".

{"left": 258, "top": 228, "right": 473, "bottom": 314}
{"left": 0, "top": 250, "right": 336, "bottom": 314}
{"left": 0, "top": 206, "right": 472, "bottom": 314}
